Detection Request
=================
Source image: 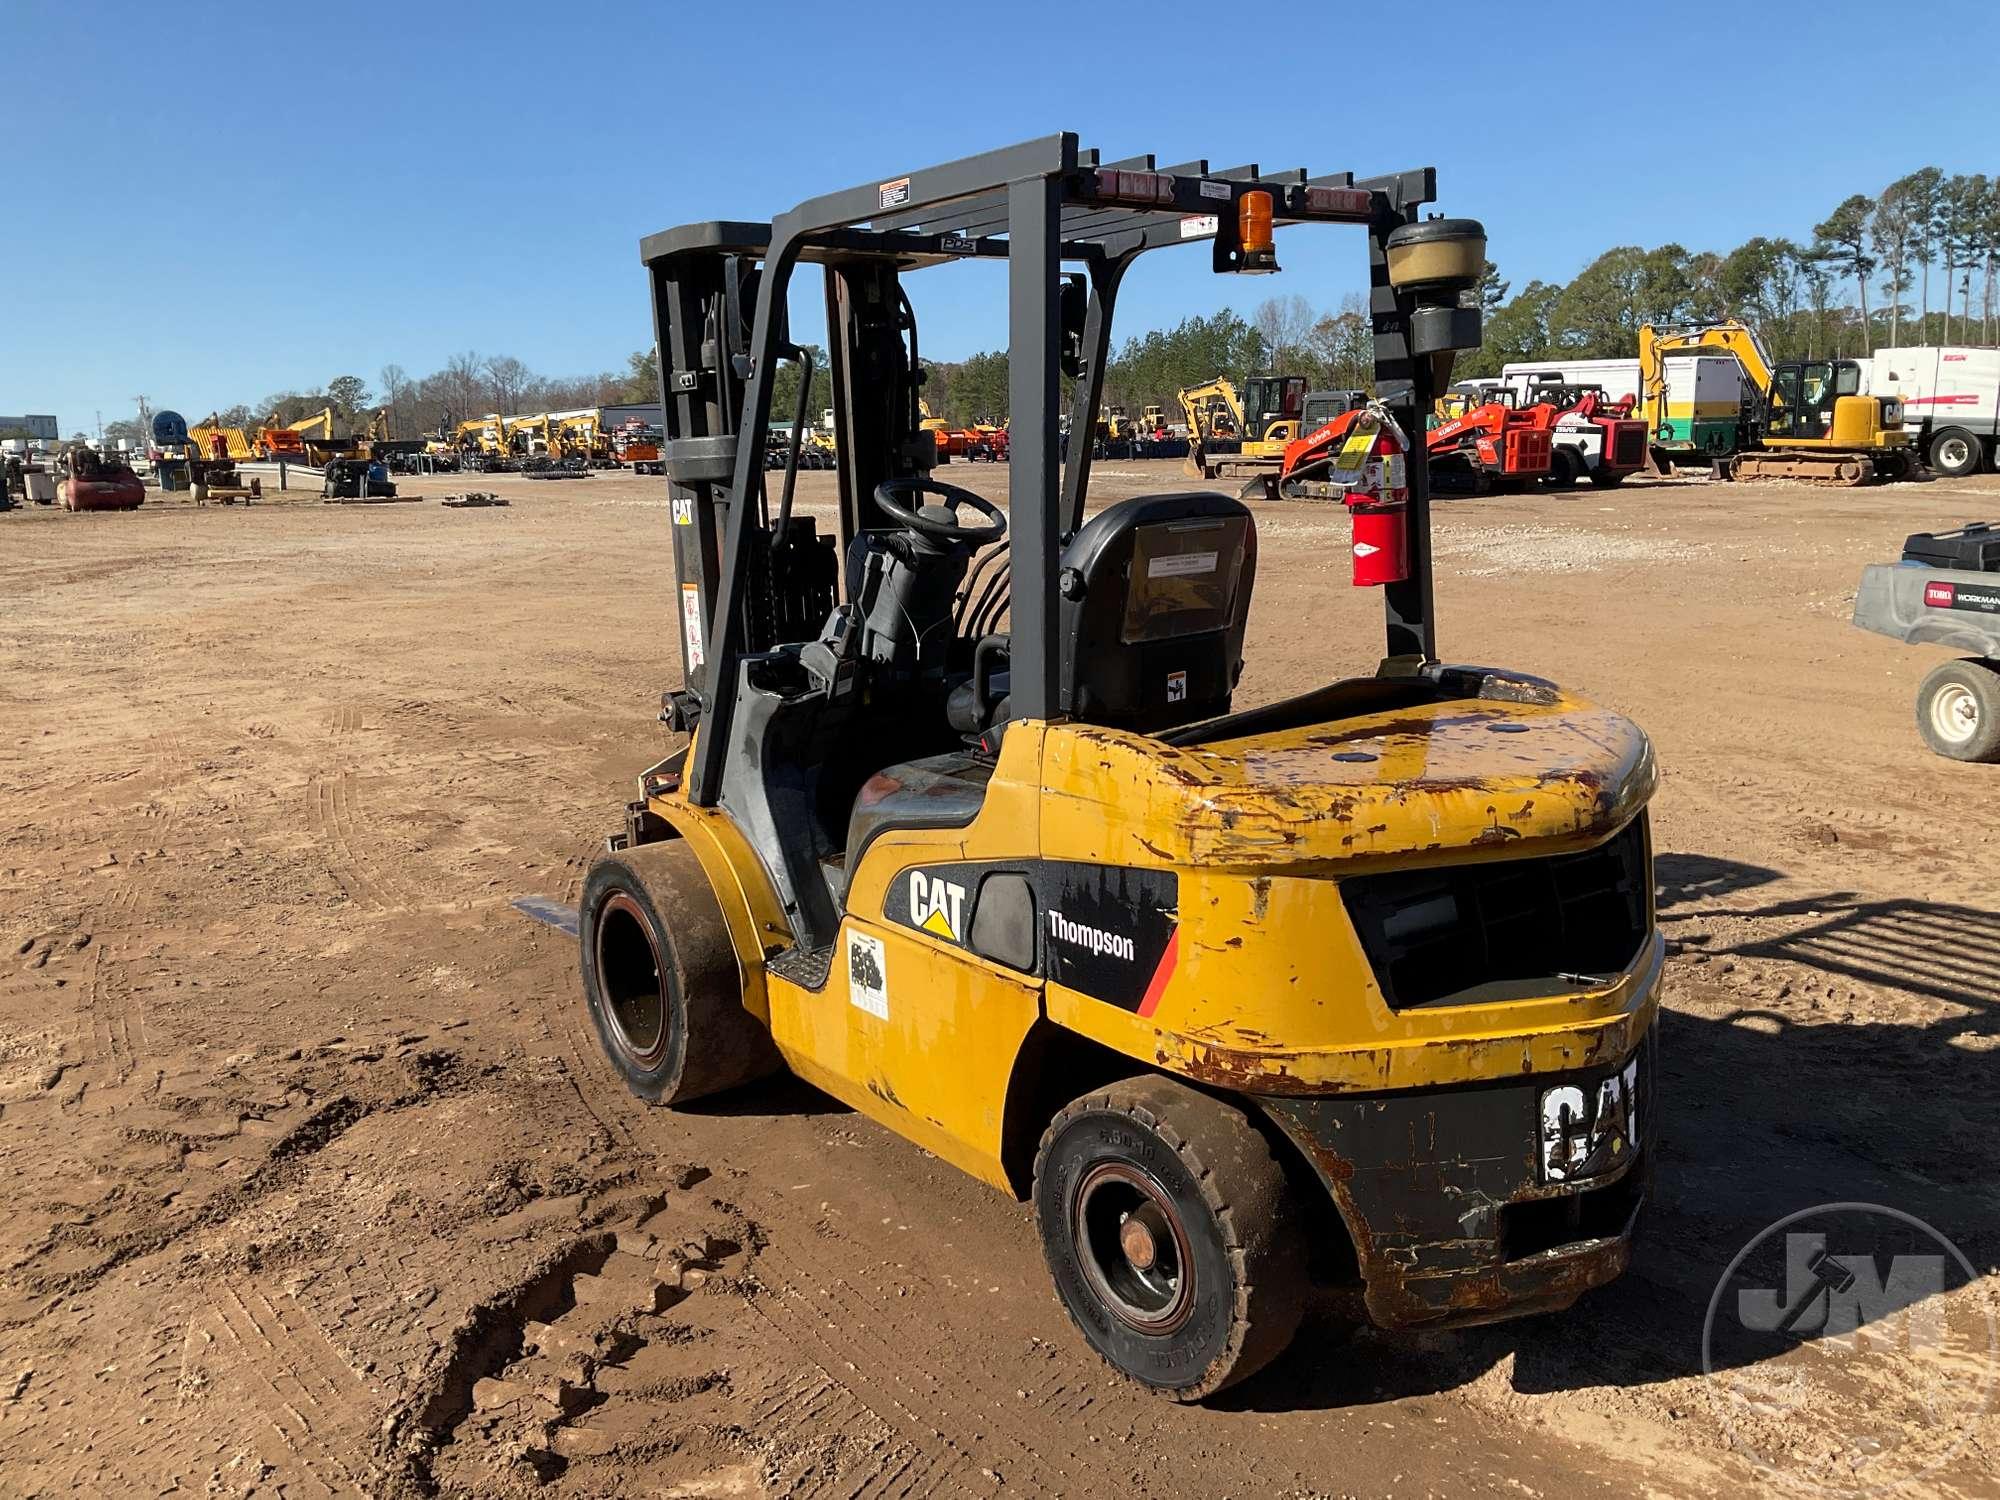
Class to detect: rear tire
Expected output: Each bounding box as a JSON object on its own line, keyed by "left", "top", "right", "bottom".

{"left": 1587, "top": 466, "right": 1627, "bottom": 488}
{"left": 1033, "top": 1075, "right": 1306, "bottom": 1401}
{"left": 579, "top": 841, "right": 781, "bottom": 1105}
{"left": 1544, "top": 448, "right": 1580, "bottom": 490}
{"left": 1929, "top": 428, "right": 1983, "bottom": 479}
{"left": 1915, "top": 660, "right": 2000, "bottom": 763}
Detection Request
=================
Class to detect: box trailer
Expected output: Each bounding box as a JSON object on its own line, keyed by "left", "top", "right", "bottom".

{"left": 1859, "top": 347, "right": 1999, "bottom": 477}
{"left": 1503, "top": 355, "right": 1745, "bottom": 461}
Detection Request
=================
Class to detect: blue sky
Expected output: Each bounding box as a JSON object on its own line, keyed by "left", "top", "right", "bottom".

{"left": 7, "top": 0, "right": 1997, "bottom": 435}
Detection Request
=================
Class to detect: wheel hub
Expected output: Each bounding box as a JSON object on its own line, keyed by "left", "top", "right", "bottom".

{"left": 1074, "top": 1164, "right": 1193, "bottom": 1333}
{"left": 1933, "top": 684, "right": 1979, "bottom": 743}
{"left": 1119, "top": 1213, "right": 1159, "bottom": 1271}
{"left": 595, "top": 892, "right": 668, "bottom": 1064}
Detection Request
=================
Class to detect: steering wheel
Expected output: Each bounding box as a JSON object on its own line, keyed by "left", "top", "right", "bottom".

{"left": 872, "top": 477, "right": 1006, "bottom": 545}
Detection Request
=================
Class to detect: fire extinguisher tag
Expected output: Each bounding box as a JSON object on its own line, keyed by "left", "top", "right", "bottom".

{"left": 1330, "top": 416, "right": 1381, "bottom": 488}
{"left": 1383, "top": 453, "right": 1406, "bottom": 491}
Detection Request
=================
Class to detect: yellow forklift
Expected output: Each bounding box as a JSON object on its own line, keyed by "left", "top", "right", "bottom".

{"left": 583, "top": 135, "right": 1662, "bottom": 1399}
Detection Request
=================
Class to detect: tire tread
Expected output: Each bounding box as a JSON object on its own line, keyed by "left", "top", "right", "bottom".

{"left": 1031, "top": 1075, "right": 1305, "bottom": 1400}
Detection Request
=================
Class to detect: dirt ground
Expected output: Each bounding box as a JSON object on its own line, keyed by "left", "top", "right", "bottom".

{"left": 2, "top": 459, "right": 1997, "bottom": 1499}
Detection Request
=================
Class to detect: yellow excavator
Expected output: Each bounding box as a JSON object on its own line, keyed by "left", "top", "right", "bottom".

{"left": 553, "top": 410, "right": 611, "bottom": 464}
{"left": 452, "top": 415, "right": 509, "bottom": 467}
{"left": 506, "top": 413, "right": 554, "bottom": 457}
{"left": 1177, "top": 374, "right": 1309, "bottom": 495}
{"left": 1638, "top": 321, "right": 1911, "bottom": 484}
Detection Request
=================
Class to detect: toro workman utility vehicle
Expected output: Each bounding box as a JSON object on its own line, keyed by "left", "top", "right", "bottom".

{"left": 1516, "top": 382, "right": 1649, "bottom": 488}
{"left": 583, "top": 135, "right": 1662, "bottom": 1400}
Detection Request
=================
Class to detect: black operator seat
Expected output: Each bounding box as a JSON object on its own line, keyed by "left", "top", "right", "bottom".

{"left": 847, "top": 492, "right": 1256, "bottom": 882}
{"left": 1056, "top": 490, "right": 1257, "bottom": 732}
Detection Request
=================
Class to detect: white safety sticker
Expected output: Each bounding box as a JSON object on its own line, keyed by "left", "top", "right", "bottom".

{"left": 1198, "top": 179, "right": 1232, "bottom": 201}
{"left": 1166, "top": 670, "right": 1188, "bottom": 704}
{"left": 671, "top": 496, "right": 693, "bottom": 526}
{"left": 680, "top": 583, "right": 706, "bottom": 671}
{"left": 847, "top": 931, "right": 888, "bottom": 1019}
{"left": 1179, "top": 214, "right": 1218, "bottom": 240}
{"left": 878, "top": 176, "right": 911, "bottom": 210}
{"left": 1148, "top": 550, "right": 1218, "bottom": 578}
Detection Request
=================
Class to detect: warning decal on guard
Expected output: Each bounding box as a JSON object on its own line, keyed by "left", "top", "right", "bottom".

{"left": 878, "top": 176, "right": 911, "bottom": 210}
{"left": 680, "top": 584, "right": 706, "bottom": 670}
{"left": 1041, "top": 865, "right": 1178, "bottom": 1018}
{"left": 847, "top": 931, "right": 888, "bottom": 1019}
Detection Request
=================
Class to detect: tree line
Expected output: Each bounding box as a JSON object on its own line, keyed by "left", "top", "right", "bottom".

{"left": 107, "top": 169, "right": 1991, "bottom": 450}
{"left": 1463, "top": 167, "right": 1999, "bottom": 377}
{"left": 103, "top": 353, "right": 659, "bottom": 450}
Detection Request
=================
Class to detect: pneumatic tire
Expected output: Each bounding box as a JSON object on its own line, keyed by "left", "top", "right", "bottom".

{"left": 1929, "top": 427, "right": 1983, "bottom": 479}
{"left": 1032, "top": 1075, "right": 1306, "bottom": 1401}
{"left": 578, "top": 841, "right": 781, "bottom": 1105}
{"left": 1544, "top": 448, "right": 1580, "bottom": 489}
{"left": 1915, "top": 659, "right": 2000, "bottom": 763}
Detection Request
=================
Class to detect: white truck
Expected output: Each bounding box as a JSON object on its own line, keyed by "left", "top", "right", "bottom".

{"left": 1858, "top": 347, "right": 1999, "bottom": 477}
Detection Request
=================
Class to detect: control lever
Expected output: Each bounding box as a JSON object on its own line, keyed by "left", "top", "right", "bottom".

{"left": 800, "top": 604, "right": 860, "bottom": 699}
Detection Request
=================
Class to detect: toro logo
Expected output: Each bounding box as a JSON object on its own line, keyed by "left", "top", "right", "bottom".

{"left": 1926, "top": 581, "right": 1957, "bottom": 609}
{"left": 909, "top": 870, "right": 967, "bottom": 943}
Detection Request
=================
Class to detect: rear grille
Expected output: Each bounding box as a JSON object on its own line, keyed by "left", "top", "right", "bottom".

{"left": 1612, "top": 424, "right": 1646, "bottom": 467}
{"left": 1340, "top": 815, "right": 1651, "bottom": 1010}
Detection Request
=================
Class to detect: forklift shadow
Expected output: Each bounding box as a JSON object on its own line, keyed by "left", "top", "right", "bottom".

{"left": 1656, "top": 850, "right": 2000, "bottom": 1012}
{"left": 1224, "top": 853, "right": 2000, "bottom": 1412}
{"left": 683, "top": 1071, "right": 852, "bottom": 1121}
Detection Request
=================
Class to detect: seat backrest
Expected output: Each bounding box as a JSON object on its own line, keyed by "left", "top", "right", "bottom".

{"left": 1057, "top": 491, "right": 1256, "bottom": 733}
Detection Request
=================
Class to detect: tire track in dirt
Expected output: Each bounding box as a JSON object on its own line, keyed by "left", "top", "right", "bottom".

{"left": 68, "top": 725, "right": 195, "bottom": 1078}
{"left": 741, "top": 1254, "right": 1040, "bottom": 1496}
{"left": 528, "top": 951, "right": 639, "bottom": 1150}
{"left": 558, "top": 834, "right": 602, "bottom": 905}
{"left": 71, "top": 937, "right": 142, "bottom": 1087}
{"left": 305, "top": 773, "right": 398, "bottom": 910}
{"left": 199, "top": 1277, "right": 382, "bottom": 1496}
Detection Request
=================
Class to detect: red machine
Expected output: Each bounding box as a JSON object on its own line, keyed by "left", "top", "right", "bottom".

{"left": 1426, "top": 399, "right": 1552, "bottom": 490}
{"left": 63, "top": 448, "right": 145, "bottom": 511}
{"left": 1525, "top": 384, "right": 1650, "bottom": 488}
{"left": 1276, "top": 406, "right": 1413, "bottom": 586}
{"left": 256, "top": 427, "right": 307, "bottom": 460}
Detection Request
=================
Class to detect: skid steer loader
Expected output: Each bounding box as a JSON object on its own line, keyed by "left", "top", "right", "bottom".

{"left": 581, "top": 135, "right": 1663, "bottom": 1400}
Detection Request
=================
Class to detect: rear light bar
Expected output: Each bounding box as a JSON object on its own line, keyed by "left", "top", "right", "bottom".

{"left": 1087, "top": 172, "right": 1375, "bottom": 221}
{"left": 1093, "top": 169, "right": 1178, "bottom": 204}
{"left": 1303, "top": 185, "right": 1374, "bottom": 219}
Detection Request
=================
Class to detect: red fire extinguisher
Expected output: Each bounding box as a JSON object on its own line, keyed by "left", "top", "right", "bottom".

{"left": 1331, "top": 405, "right": 1411, "bottom": 587}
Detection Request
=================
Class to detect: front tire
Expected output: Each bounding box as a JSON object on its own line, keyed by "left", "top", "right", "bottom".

{"left": 1033, "top": 1076, "right": 1306, "bottom": 1400}
{"left": 1929, "top": 428, "right": 1983, "bottom": 479}
{"left": 1544, "top": 448, "right": 1580, "bottom": 490}
{"left": 578, "top": 841, "right": 781, "bottom": 1105}
{"left": 1916, "top": 659, "right": 2000, "bottom": 763}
